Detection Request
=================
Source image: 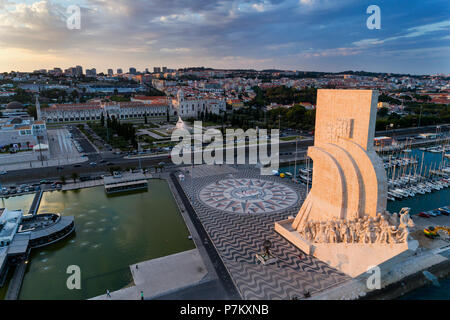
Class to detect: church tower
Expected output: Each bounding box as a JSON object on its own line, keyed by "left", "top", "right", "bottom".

{"left": 36, "top": 95, "right": 42, "bottom": 121}
{"left": 177, "top": 89, "right": 184, "bottom": 103}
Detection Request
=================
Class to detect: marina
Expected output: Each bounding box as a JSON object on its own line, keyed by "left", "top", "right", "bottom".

{"left": 0, "top": 137, "right": 449, "bottom": 300}
{"left": 277, "top": 142, "right": 450, "bottom": 299}
{"left": 279, "top": 140, "right": 450, "bottom": 204}
{"left": 0, "top": 179, "right": 194, "bottom": 300}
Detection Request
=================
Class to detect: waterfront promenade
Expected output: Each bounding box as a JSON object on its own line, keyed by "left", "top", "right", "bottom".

{"left": 5, "top": 257, "right": 28, "bottom": 300}
{"left": 174, "top": 164, "right": 351, "bottom": 300}
{"left": 91, "top": 249, "right": 208, "bottom": 300}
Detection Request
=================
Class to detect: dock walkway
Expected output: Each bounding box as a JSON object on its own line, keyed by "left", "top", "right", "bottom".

{"left": 28, "top": 191, "right": 43, "bottom": 216}
{"left": 5, "top": 253, "right": 29, "bottom": 300}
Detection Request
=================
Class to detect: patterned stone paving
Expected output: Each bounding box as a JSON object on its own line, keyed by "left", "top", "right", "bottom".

{"left": 199, "top": 178, "right": 298, "bottom": 214}
{"left": 177, "top": 165, "right": 351, "bottom": 300}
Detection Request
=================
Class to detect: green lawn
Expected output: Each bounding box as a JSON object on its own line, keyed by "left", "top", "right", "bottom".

{"left": 148, "top": 129, "right": 168, "bottom": 138}
{"left": 280, "top": 136, "right": 300, "bottom": 141}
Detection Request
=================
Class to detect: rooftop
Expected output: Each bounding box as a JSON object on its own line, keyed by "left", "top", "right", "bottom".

{"left": 104, "top": 171, "right": 148, "bottom": 186}
{"left": 0, "top": 208, "right": 23, "bottom": 244}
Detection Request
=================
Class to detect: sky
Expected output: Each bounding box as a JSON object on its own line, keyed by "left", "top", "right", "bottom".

{"left": 0, "top": 0, "right": 449, "bottom": 74}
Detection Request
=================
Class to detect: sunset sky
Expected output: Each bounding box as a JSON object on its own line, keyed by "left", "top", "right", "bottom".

{"left": 0, "top": 0, "right": 449, "bottom": 74}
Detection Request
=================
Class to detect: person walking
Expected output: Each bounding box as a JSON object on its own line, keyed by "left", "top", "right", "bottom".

{"left": 140, "top": 291, "right": 144, "bottom": 300}
{"left": 106, "top": 289, "right": 111, "bottom": 298}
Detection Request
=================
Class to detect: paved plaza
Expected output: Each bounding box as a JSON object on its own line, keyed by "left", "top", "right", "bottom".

{"left": 176, "top": 165, "right": 351, "bottom": 300}
{"left": 91, "top": 249, "right": 208, "bottom": 300}
{"left": 0, "top": 129, "right": 84, "bottom": 171}
{"left": 48, "top": 128, "right": 81, "bottom": 159}
{"left": 199, "top": 178, "right": 299, "bottom": 214}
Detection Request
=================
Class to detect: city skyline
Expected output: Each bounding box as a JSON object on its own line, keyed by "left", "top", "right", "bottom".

{"left": 0, "top": 0, "right": 449, "bottom": 75}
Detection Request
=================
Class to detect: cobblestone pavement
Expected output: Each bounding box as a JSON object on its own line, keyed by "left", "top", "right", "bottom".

{"left": 177, "top": 165, "right": 351, "bottom": 300}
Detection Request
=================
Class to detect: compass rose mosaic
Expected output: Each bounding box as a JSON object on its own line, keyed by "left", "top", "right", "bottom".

{"left": 199, "top": 178, "right": 299, "bottom": 214}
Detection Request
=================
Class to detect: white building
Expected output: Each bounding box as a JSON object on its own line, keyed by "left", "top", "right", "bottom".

{"left": 0, "top": 117, "right": 47, "bottom": 149}
{"left": 0, "top": 208, "right": 23, "bottom": 247}
{"left": 172, "top": 89, "right": 226, "bottom": 118}
{"left": 41, "top": 100, "right": 173, "bottom": 123}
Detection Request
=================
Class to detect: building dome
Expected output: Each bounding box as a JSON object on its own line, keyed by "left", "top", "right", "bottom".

{"left": 5, "top": 101, "right": 24, "bottom": 110}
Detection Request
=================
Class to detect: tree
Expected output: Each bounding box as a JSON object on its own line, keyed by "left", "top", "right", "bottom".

{"left": 144, "top": 113, "right": 148, "bottom": 124}
{"left": 377, "top": 107, "right": 389, "bottom": 118}
{"left": 71, "top": 172, "right": 79, "bottom": 183}
{"left": 27, "top": 105, "right": 37, "bottom": 119}
{"left": 60, "top": 175, "right": 66, "bottom": 185}
{"left": 100, "top": 113, "right": 105, "bottom": 127}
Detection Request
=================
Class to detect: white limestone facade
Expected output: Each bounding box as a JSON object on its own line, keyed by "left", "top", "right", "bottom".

{"left": 172, "top": 89, "right": 226, "bottom": 118}
{"left": 41, "top": 100, "right": 173, "bottom": 123}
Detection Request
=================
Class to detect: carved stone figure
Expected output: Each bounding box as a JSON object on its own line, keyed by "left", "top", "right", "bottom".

{"left": 298, "top": 207, "right": 414, "bottom": 245}
{"left": 275, "top": 90, "right": 419, "bottom": 277}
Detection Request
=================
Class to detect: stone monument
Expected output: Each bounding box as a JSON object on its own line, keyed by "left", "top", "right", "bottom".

{"left": 275, "top": 89, "right": 418, "bottom": 277}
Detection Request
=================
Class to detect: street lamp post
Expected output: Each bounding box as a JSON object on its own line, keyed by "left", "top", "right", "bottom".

{"left": 418, "top": 105, "right": 423, "bottom": 128}
{"left": 278, "top": 114, "right": 281, "bottom": 132}
{"left": 293, "top": 137, "right": 298, "bottom": 181}
{"left": 37, "top": 135, "right": 44, "bottom": 167}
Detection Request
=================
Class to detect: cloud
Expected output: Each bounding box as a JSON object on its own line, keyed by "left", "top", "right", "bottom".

{"left": 298, "top": 47, "right": 362, "bottom": 58}
{"left": 405, "top": 20, "right": 450, "bottom": 38}
{"left": 0, "top": 0, "right": 448, "bottom": 74}
{"left": 160, "top": 47, "right": 191, "bottom": 53}
{"left": 266, "top": 42, "right": 297, "bottom": 50}
{"left": 353, "top": 19, "right": 450, "bottom": 47}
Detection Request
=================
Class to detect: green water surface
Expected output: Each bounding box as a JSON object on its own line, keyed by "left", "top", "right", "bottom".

{"left": 3, "top": 179, "right": 194, "bottom": 300}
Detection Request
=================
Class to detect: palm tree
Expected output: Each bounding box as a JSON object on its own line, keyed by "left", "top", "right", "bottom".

{"left": 71, "top": 172, "right": 79, "bottom": 183}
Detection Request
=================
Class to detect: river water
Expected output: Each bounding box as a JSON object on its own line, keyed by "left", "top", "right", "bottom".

{"left": 1, "top": 149, "right": 448, "bottom": 299}
{"left": 280, "top": 147, "right": 449, "bottom": 299}
{"left": 1, "top": 179, "right": 194, "bottom": 300}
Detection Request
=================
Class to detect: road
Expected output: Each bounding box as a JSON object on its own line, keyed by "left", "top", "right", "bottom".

{"left": 0, "top": 124, "right": 448, "bottom": 186}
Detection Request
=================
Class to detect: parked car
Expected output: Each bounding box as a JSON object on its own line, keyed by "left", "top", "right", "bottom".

{"left": 418, "top": 212, "right": 430, "bottom": 218}
{"left": 0, "top": 170, "right": 7, "bottom": 175}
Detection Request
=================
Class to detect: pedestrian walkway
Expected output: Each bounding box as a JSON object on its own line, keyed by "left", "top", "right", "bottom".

{"left": 5, "top": 256, "right": 28, "bottom": 300}
{"left": 62, "top": 179, "right": 104, "bottom": 191}
{"left": 138, "top": 129, "right": 167, "bottom": 140}
{"left": 175, "top": 165, "right": 351, "bottom": 299}
{"left": 28, "top": 190, "right": 43, "bottom": 216}
{"left": 0, "top": 156, "right": 86, "bottom": 171}
{"left": 90, "top": 249, "right": 208, "bottom": 300}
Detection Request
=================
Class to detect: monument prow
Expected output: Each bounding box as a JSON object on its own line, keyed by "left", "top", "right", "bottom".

{"left": 275, "top": 89, "right": 418, "bottom": 278}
